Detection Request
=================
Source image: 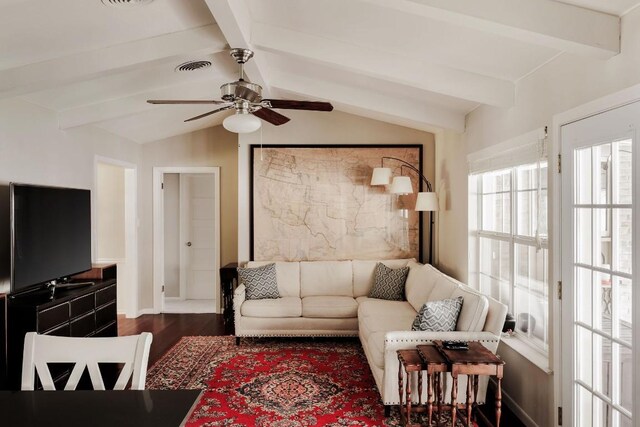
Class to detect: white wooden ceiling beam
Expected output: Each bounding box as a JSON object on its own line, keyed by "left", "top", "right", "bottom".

{"left": 269, "top": 71, "right": 465, "bottom": 132}
{"left": 252, "top": 23, "right": 513, "bottom": 107}
{"left": 361, "top": 0, "right": 620, "bottom": 58}
{"left": 57, "top": 79, "right": 224, "bottom": 129}
{"left": 0, "top": 24, "right": 226, "bottom": 100}
{"left": 204, "top": 0, "right": 270, "bottom": 91}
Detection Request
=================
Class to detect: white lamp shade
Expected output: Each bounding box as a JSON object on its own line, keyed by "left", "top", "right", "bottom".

{"left": 390, "top": 176, "right": 413, "bottom": 194}
{"left": 415, "top": 192, "right": 438, "bottom": 211}
{"left": 223, "top": 112, "right": 262, "bottom": 133}
{"left": 370, "top": 167, "right": 392, "bottom": 185}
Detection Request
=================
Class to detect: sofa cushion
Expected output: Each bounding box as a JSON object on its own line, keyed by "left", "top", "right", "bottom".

{"left": 237, "top": 263, "right": 280, "bottom": 300}
{"left": 357, "top": 298, "right": 417, "bottom": 320}
{"left": 352, "top": 259, "right": 412, "bottom": 297}
{"left": 245, "top": 261, "right": 300, "bottom": 298}
{"left": 302, "top": 296, "right": 358, "bottom": 318}
{"left": 359, "top": 306, "right": 416, "bottom": 336}
{"left": 405, "top": 261, "right": 439, "bottom": 312}
{"left": 300, "top": 261, "right": 353, "bottom": 297}
{"left": 427, "top": 275, "right": 458, "bottom": 302}
{"left": 368, "top": 263, "right": 409, "bottom": 301}
{"left": 241, "top": 297, "right": 302, "bottom": 318}
{"left": 411, "top": 296, "right": 464, "bottom": 331}
{"left": 452, "top": 287, "right": 489, "bottom": 332}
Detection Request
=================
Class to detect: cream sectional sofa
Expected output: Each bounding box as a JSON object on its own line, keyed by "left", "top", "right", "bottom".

{"left": 234, "top": 259, "right": 507, "bottom": 409}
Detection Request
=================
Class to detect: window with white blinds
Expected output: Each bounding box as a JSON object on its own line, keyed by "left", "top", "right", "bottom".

{"left": 469, "top": 129, "right": 549, "bottom": 357}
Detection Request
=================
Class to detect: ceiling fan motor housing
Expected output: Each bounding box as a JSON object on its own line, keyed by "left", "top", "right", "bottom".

{"left": 220, "top": 80, "right": 263, "bottom": 103}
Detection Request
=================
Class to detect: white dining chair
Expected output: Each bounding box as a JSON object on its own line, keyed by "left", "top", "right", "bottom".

{"left": 21, "top": 332, "right": 153, "bottom": 391}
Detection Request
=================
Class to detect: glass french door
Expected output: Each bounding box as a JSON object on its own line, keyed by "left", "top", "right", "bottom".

{"left": 561, "top": 101, "right": 639, "bottom": 427}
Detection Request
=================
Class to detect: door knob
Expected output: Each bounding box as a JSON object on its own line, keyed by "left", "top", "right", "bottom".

{"left": 186, "top": 242, "right": 192, "bottom": 247}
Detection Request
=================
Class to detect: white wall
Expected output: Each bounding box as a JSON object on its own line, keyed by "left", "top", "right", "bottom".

{"left": 436, "top": 7, "right": 640, "bottom": 427}
{"left": 0, "top": 99, "right": 140, "bottom": 294}
{"left": 238, "top": 110, "right": 436, "bottom": 264}
{"left": 96, "top": 163, "right": 125, "bottom": 260}
{"left": 138, "top": 126, "right": 238, "bottom": 309}
{"left": 163, "top": 173, "right": 180, "bottom": 298}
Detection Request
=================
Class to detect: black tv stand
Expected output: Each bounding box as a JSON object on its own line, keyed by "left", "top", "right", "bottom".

{"left": 57, "top": 281, "right": 95, "bottom": 289}
{"left": 5, "top": 264, "right": 117, "bottom": 390}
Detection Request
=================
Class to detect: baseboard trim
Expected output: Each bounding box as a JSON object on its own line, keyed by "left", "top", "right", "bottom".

{"left": 136, "top": 308, "right": 155, "bottom": 317}
{"left": 489, "top": 378, "right": 540, "bottom": 427}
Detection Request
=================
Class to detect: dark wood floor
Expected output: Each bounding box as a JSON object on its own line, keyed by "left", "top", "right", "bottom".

{"left": 119, "top": 313, "right": 524, "bottom": 427}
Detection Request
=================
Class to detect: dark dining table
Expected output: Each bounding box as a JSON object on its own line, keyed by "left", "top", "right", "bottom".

{"left": 0, "top": 389, "right": 202, "bottom": 427}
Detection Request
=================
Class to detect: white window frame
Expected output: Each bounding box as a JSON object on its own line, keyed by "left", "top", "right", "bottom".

{"left": 474, "top": 164, "right": 549, "bottom": 351}
{"left": 468, "top": 129, "right": 551, "bottom": 371}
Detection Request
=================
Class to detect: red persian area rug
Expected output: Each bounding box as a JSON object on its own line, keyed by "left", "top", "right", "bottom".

{"left": 146, "top": 336, "right": 474, "bottom": 427}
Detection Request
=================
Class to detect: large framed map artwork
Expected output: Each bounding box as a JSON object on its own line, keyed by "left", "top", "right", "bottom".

{"left": 250, "top": 145, "right": 423, "bottom": 261}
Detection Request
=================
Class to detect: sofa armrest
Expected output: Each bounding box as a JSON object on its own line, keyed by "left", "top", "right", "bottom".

{"left": 234, "top": 284, "right": 246, "bottom": 301}
{"left": 384, "top": 330, "right": 501, "bottom": 353}
{"left": 234, "top": 284, "right": 246, "bottom": 323}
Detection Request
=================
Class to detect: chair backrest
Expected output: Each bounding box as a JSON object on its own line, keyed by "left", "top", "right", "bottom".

{"left": 21, "top": 332, "right": 153, "bottom": 391}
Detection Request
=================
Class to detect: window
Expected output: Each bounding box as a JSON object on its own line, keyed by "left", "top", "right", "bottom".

{"left": 471, "top": 161, "right": 549, "bottom": 355}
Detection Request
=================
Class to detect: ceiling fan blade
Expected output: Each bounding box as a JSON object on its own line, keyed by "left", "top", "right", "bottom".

{"left": 184, "top": 105, "right": 234, "bottom": 123}
{"left": 147, "top": 99, "right": 228, "bottom": 105}
{"left": 262, "top": 99, "right": 333, "bottom": 111}
{"left": 253, "top": 108, "right": 291, "bottom": 126}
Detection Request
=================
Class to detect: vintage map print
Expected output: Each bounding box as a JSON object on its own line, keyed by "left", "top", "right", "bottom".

{"left": 251, "top": 145, "right": 421, "bottom": 261}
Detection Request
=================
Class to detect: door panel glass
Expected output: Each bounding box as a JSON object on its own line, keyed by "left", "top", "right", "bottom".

{"left": 618, "top": 343, "right": 633, "bottom": 413}
{"left": 595, "top": 208, "right": 611, "bottom": 269}
{"left": 614, "top": 139, "right": 632, "bottom": 205}
{"left": 594, "top": 334, "right": 612, "bottom": 399}
{"left": 575, "top": 147, "right": 593, "bottom": 204}
{"left": 577, "top": 326, "right": 593, "bottom": 386}
{"left": 594, "top": 271, "right": 612, "bottom": 337}
{"left": 614, "top": 209, "right": 633, "bottom": 275}
{"left": 615, "top": 276, "right": 632, "bottom": 344}
{"left": 576, "top": 208, "right": 593, "bottom": 265}
{"left": 594, "top": 143, "right": 612, "bottom": 205}
{"left": 576, "top": 267, "right": 593, "bottom": 326}
{"left": 577, "top": 385, "right": 593, "bottom": 426}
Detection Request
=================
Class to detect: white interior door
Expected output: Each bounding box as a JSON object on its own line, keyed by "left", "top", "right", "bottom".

{"left": 561, "top": 101, "right": 639, "bottom": 427}
{"left": 179, "top": 173, "right": 218, "bottom": 301}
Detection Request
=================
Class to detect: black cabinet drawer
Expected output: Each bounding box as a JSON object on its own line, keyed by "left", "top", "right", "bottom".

{"left": 96, "top": 302, "right": 117, "bottom": 329}
{"left": 95, "top": 321, "right": 117, "bottom": 337}
{"left": 70, "top": 312, "right": 96, "bottom": 337}
{"left": 44, "top": 322, "right": 70, "bottom": 337}
{"left": 38, "top": 304, "right": 69, "bottom": 332}
{"left": 95, "top": 284, "right": 116, "bottom": 307}
{"left": 70, "top": 294, "right": 94, "bottom": 319}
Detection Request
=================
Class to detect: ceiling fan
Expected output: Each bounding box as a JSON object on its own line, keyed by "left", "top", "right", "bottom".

{"left": 147, "top": 48, "right": 334, "bottom": 133}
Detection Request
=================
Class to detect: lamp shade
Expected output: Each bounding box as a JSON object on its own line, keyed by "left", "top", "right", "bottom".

{"left": 223, "top": 112, "right": 262, "bottom": 133}
{"left": 390, "top": 176, "right": 413, "bottom": 194}
{"left": 370, "top": 167, "right": 392, "bottom": 185}
{"left": 415, "top": 192, "right": 438, "bottom": 211}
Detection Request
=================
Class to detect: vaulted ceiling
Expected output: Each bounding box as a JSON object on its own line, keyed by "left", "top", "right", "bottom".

{"left": 2, "top": 0, "right": 637, "bottom": 143}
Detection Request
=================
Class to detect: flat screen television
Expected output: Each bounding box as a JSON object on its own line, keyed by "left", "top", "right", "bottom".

{"left": 10, "top": 183, "right": 92, "bottom": 294}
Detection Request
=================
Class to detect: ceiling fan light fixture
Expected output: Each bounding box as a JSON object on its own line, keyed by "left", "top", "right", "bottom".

{"left": 223, "top": 111, "right": 262, "bottom": 133}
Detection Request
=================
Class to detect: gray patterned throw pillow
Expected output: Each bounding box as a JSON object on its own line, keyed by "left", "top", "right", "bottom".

{"left": 411, "top": 296, "right": 464, "bottom": 331}
{"left": 237, "top": 263, "right": 280, "bottom": 300}
{"left": 368, "top": 263, "right": 409, "bottom": 301}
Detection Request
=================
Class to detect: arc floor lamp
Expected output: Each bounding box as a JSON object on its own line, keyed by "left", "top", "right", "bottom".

{"left": 370, "top": 157, "right": 438, "bottom": 264}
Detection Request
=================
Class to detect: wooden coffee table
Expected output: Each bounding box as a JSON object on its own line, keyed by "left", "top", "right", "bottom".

{"left": 434, "top": 340, "right": 505, "bottom": 427}
{"left": 416, "top": 345, "right": 448, "bottom": 426}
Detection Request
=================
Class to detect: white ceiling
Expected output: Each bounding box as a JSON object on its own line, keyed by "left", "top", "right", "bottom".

{"left": 1, "top": 0, "right": 637, "bottom": 143}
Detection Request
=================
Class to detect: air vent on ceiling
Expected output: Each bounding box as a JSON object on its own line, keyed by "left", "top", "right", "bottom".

{"left": 101, "top": 0, "right": 154, "bottom": 7}
{"left": 174, "top": 61, "right": 213, "bottom": 72}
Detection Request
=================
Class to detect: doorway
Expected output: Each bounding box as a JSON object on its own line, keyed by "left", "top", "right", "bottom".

{"left": 153, "top": 167, "right": 221, "bottom": 314}
{"left": 94, "top": 157, "right": 138, "bottom": 318}
{"left": 560, "top": 101, "right": 638, "bottom": 426}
